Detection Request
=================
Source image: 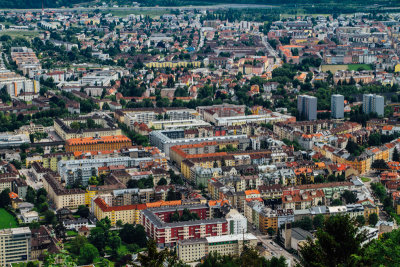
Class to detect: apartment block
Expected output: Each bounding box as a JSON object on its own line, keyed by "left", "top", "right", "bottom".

{"left": 141, "top": 206, "right": 228, "bottom": 246}
{"left": 363, "top": 94, "right": 384, "bottom": 116}
{"left": 42, "top": 173, "right": 86, "bottom": 210}
{"left": 331, "top": 94, "right": 344, "bottom": 119}
{"left": 177, "top": 233, "right": 257, "bottom": 263}
{"left": 93, "top": 197, "right": 145, "bottom": 226}
{"left": 65, "top": 135, "right": 131, "bottom": 152}
{"left": 0, "top": 227, "right": 31, "bottom": 266}
{"left": 54, "top": 115, "right": 121, "bottom": 140}
{"left": 297, "top": 95, "right": 317, "bottom": 121}
{"left": 58, "top": 156, "right": 136, "bottom": 185}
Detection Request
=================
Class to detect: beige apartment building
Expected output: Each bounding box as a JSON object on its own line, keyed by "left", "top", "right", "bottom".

{"left": 0, "top": 227, "right": 31, "bottom": 266}
{"left": 177, "top": 233, "right": 257, "bottom": 263}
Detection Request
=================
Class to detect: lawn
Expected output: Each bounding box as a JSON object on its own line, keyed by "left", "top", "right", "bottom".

{"left": 348, "top": 64, "right": 373, "bottom": 71}
{"left": 361, "top": 177, "right": 371, "bottom": 183}
{"left": 3, "top": 30, "right": 40, "bottom": 39}
{"left": 66, "top": 230, "right": 78, "bottom": 237}
{"left": 0, "top": 208, "right": 18, "bottom": 229}
{"left": 109, "top": 9, "right": 171, "bottom": 18}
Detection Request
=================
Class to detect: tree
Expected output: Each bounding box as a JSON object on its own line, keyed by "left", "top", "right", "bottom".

{"left": 292, "top": 216, "right": 313, "bottom": 231}
{"left": 371, "top": 159, "right": 389, "bottom": 170}
{"left": 108, "top": 233, "right": 121, "bottom": 256}
{"left": 299, "top": 215, "right": 366, "bottom": 267}
{"left": 393, "top": 147, "right": 400, "bottom": 162}
{"left": 368, "top": 213, "right": 378, "bottom": 226}
{"left": 102, "top": 102, "right": 110, "bottom": 110}
{"left": 68, "top": 235, "right": 88, "bottom": 255}
{"left": 88, "top": 176, "right": 99, "bottom": 185}
{"left": 44, "top": 210, "right": 56, "bottom": 225}
{"left": 0, "top": 188, "right": 11, "bottom": 208}
{"left": 76, "top": 205, "right": 90, "bottom": 218}
{"left": 119, "top": 223, "right": 147, "bottom": 248}
{"left": 267, "top": 227, "right": 275, "bottom": 236}
{"left": 356, "top": 215, "right": 365, "bottom": 226}
{"left": 342, "top": 190, "right": 357, "bottom": 204}
{"left": 88, "top": 227, "right": 107, "bottom": 254}
{"left": 157, "top": 178, "right": 167, "bottom": 186}
{"left": 312, "top": 214, "right": 325, "bottom": 229}
{"left": 331, "top": 198, "right": 343, "bottom": 206}
{"left": 166, "top": 189, "right": 181, "bottom": 201}
{"left": 26, "top": 186, "right": 36, "bottom": 203}
{"left": 136, "top": 239, "right": 169, "bottom": 267}
{"left": 79, "top": 243, "right": 99, "bottom": 265}
{"left": 360, "top": 229, "right": 400, "bottom": 266}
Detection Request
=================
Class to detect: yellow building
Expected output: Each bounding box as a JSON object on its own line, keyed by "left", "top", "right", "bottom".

{"left": 364, "top": 204, "right": 379, "bottom": 220}
{"left": 145, "top": 61, "right": 202, "bottom": 68}
{"left": 25, "top": 156, "right": 42, "bottom": 168}
{"left": 65, "top": 135, "right": 131, "bottom": 152}
{"left": 93, "top": 197, "right": 144, "bottom": 226}
{"left": 42, "top": 173, "right": 85, "bottom": 210}
{"left": 54, "top": 116, "right": 122, "bottom": 140}
{"left": 395, "top": 64, "right": 400, "bottom": 73}
{"left": 42, "top": 152, "right": 75, "bottom": 172}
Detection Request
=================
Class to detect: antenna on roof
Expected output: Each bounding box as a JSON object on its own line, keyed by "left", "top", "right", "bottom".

{"left": 42, "top": 0, "right": 44, "bottom": 16}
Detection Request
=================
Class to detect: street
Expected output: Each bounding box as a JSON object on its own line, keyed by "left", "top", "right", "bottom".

{"left": 20, "top": 168, "right": 43, "bottom": 190}
{"left": 247, "top": 225, "right": 297, "bottom": 266}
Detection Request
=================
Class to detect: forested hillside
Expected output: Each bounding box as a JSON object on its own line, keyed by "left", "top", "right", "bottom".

{"left": 0, "top": 0, "right": 399, "bottom": 9}
{"left": 0, "top": 0, "right": 87, "bottom": 8}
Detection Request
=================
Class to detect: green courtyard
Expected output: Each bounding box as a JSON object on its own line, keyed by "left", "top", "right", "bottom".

{"left": 0, "top": 208, "right": 18, "bottom": 229}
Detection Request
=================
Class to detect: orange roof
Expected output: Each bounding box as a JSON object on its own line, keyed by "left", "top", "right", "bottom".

{"left": 94, "top": 197, "right": 146, "bottom": 212}
{"left": 9, "top": 192, "right": 18, "bottom": 199}
{"left": 66, "top": 135, "right": 131, "bottom": 146}
{"left": 383, "top": 125, "right": 393, "bottom": 131}
{"left": 245, "top": 189, "right": 260, "bottom": 196}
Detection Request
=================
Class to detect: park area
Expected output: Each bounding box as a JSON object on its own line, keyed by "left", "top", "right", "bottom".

{"left": 0, "top": 208, "right": 18, "bottom": 229}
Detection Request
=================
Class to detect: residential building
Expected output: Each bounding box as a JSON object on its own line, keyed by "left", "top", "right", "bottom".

{"left": 93, "top": 197, "right": 145, "bottom": 226}
{"left": 363, "top": 94, "right": 384, "bottom": 116}
{"left": 140, "top": 207, "right": 228, "bottom": 246}
{"left": 297, "top": 95, "right": 317, "bottom": 121}
{"left": 331, "top": 94, "right": 344, "bottom": 119}
{"left": 0, "top": 227, "right": 31, "bottom": 265}
{"left": 177, "top": 233, "right": 258, "bottom": 263}
{"left": 42, "top": 173, "right": 86, "bottom": 209}
{"left": 54, "top": 115, "right": 121, "bottom": 140}
{"left": 58, "top": 157, "right": 136, "bottom": 185}
{"left": 65, "top": 135, "right": 131, "bottom": 152}
{"left": 225, "top": 209, "right": 247, "bottom": 235}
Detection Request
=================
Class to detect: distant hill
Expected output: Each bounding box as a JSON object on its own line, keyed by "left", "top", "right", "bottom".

{"left": 0, "top": 0, "right": 398, "bottom": 9}
{"left": 0, "top": 0, "right": 88, "bottom": 9}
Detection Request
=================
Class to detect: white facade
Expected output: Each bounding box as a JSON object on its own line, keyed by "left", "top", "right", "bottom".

{"left": 363, "top": 94, "right": 384, "bottom": 116}
{"left": 331, "top": 94, "right": 344, "bottom": 119}
{"left": 226, "top": 209, "right": 248, "bottom": 235}
{"left": 297, "top": 95, "right": 317, "bottom": 120}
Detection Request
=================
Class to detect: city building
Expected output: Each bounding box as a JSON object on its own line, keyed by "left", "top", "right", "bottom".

{"left": 225, "top": 209, "right": 248, "bottom": 235}
{"left": 42, "top": 152, "right": 75, "bottom": 172}
{"left": 297, "top": 95, "right": 317, "bottom": 121}
{"left": 177, "top": 233, "right": 258, "bottom": 263}
{"left": 140, "top": 206, "right": 228, "bottom": 247}
{"left": 54, "top": 115, "right": 121, "bottom": 140}
{"left": 0, "top": 227, "right": 31, "bottom": 266}
{"left": 331, "top": 94, "right": 344, "bottom": 119}
{"left": 0, "top": 69, "right": 40, "bottom": 99}
{"left": 93, "top": 197, "right": 146, "bottom": 226}
{"left": 149, "top": 129, "right": 249, "bottom": 156}
{"left": 42, "top": 173, "right": 86, "bottom": 209}
{"left": 363, "top": 94, "right": 384, "bottom": 116}
{"left": 65, "top": 135, "right": 131, "bottom": 152}
{"left": 58, "top": 157, "right": 136, "bottom": 185}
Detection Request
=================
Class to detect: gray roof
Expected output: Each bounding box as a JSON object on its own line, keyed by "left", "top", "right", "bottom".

{"left": 291, "top": 227, "right": 313, "bottom": 241}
